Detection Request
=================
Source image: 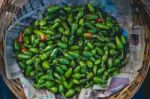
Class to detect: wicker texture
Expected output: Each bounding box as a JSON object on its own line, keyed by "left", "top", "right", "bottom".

{"left": 0, "top": 0, "right": 150, "bottom": 99}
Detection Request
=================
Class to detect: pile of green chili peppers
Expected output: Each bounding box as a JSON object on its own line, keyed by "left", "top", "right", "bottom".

{"left": 14, "top": 3, "right": 128, "bottom": 98}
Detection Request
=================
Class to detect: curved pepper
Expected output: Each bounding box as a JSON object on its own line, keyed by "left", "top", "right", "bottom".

{"left": 115, "top": 36, "right": 124, "bottom": 50}
{"left": 65, "top": 68, "right": 72, "bottom": 78}
{"left": 65, "top": 89, "right": 75, "bottom": 98}
{"left": 47, "top": 6, "right": 60, "bottom": 14}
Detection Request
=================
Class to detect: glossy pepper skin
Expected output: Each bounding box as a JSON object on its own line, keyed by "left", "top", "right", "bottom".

{"left": 65, "top": 89, "right": 75, "bottom": 98}
{"left": 47, "top": 6, "right": 60, "bottom": 14}
{"left": 115, "top": 36, "right": 124, "bottom": 50}
{"left": 18, "top": 32, "right": 24, "bottom": 44}
{"left": 14, "top": 3, "right": 128, "bottom": 98}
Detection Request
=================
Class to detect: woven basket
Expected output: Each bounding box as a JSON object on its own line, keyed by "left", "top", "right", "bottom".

{"left": 0, "top": 0, "right": 150, "bottom": 99}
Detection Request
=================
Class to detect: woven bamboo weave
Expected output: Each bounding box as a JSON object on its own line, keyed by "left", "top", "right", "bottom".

{"left": 0, "top": 0, "right": 150, "bottom": 99}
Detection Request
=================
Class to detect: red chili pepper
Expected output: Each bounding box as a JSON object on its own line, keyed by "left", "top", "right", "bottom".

{"left": 96, "top": 18, "right": 105, "bottom": 23}
{"left": 18, "top": 32, "right": 24, "bottom": 44}
{"left": 20, "top": 47, "right": 28, "bottom": 53}
{"left": 40, "top": 34, "right": 47, "bottom": 42}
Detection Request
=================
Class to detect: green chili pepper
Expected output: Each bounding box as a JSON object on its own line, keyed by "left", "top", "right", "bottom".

{"left": 39, "top": 74, "right": 53, "bottom": 80}
{"left": 87, "top": 29, "right": 97, "bottom": 33}
{"left": 39, "top": 42, "right": 46, "bottom": 49}
{"left": 58, "top": 27, "right": 65, "bottom": 34}
{"left": 53, "top": 73, "right": 63, "bottom": 80}
{"left": 114, "top": 58, "right": 121, "bottom": 66}
{"left": 79, "top": 61, "right": 86, "bottom": 67}
{"left": 25, "top": 66, "right": 32, "bottom": 77}
{"left": 31, "top": 34, "right": 37, "bottom": 45}
{"left": 59, "top": 58, "right": 69, "bottom": 65}
{"left": 72, "top": 73, "right": 82, "bottom": 79}
{"left": 42, "top": 61, "right": 50, "bottom": 69}
{"left": 95, "top": 59, "right": 101, "bottom": 65}
{"left": 96, "top": 47, "right": 103, "bottom": 55}
{"left": 48, "top": 86, "right": 58, "bottom": 93}
{"left": 106, "top": 21, "right": 113, "bottom": 28}
{"left": 68, "top": 36, "right": 74, "bottom": 46}
{"left": 97, "top": 68, "right": 105, "bottom": 75}
{"left": 58, "top": 84, "right": 65, "bottom": 93}
{"left": 14, "top": 40, "right": 20, "bottom": 51}
{"left": 96, "top": 23, "right": 110, "bottom": 30}
{"left": 112, "top": 71, "right": 119, "bottom": 76}
{"left": 29, "top": 71, "right": 36, "bottom": 77}
{"left": 87, "top": 3, "right": 95, "bottom": 13}
{"left": 87, "top": 60, "right": 93, "bottom": 68}
{"left": 50, "top": 48, "right": 58, "bottom": 58}
{"left": 115, "top": 36, "right": 124, "bottom": 50}
{"left": 39, "top": 81, "right": 54, "bottom": 88}
{"left": 23, "top": 36, "right": 30, "bottom": 45}
{"left": 58, "top": 42, "right": 68, "bottom": 49}
{"left": 65, "top": 68, "right": 72, "bottom": 78}
{"left": 93, "top": 77, "right": 103, "bottom": 84}
{"left": 121, "top": 35, "right": 127, "bottom": 44}
{"left": 65, "top": 89, "right": 75, "bottom": 98}
{"left": 17, "top": 53, "right": 31, "bottom": 60}
{"left": 24, "top": 26, "right": 32, "bottom": 35}
{"left": 63, "top": 81, "right": 69, "bottom": 89}
{"left": 75, "top": 87, "right": 81, "bottom": 93}
{"left": 74, "top": 66, "right": 81, "bottom": 73}
{"left": 109, "top": 49, "right": 117, "bottom": 56}
{"left": 108, "top": 42, "right": 116, "bottom": 49}
{"left": 18, "top": 62, "right": 26, "bottom": 69}
{"left": 108, "top": 58, "right": 113, "bottom": 68}
{"left": 86, "top": 15, "right": 98, "bottom": 20}
{"left": 95, "top": 42, "right": 105, "bottom": 47}
{"left": 60, "top": 65, "right": 68, "bottom": 71}
{"left": 47, "top": 6, "right": 60, "bottom": 14}
{"left": 26, "top": 58, "right": 34, "bottom": 65}
{"left": 56, "top": 66, "right": 64, "bottom": 75}
{"left": 52, "top": 59, "right": 58, "bottom": 64}
{"left": 70, "top": 46, "right": 80, "bottom": 50}
{"left": 52, "top": 22, "right": 60, "bottom": 30}
{"left": 80, "top": 79, "right": 86, "bottom": 83}
{"left": 78, "top": 38, "right": 84, "bottom": 47}
{"left": 87, "top": 42, "right": 94, "bottom": 49}
{"left": 33, "top": 20, "right": 39, "bottom": 26}
{"left": 68, "top": 13, "right": 73, "bottom": 24}
{"left": 76, "top": 11, "right": 84, "bottom": 22}
{"left": 61, "top": 36, "right": 68, "bottom": 43}
{"left": 64, "top": 6, "right": 72, "bottom": 12}
{"left": 72, "top": 79, "right": 80, "bottom": 85}
{"left": 71, "top": 23, "right": 78, "bottom": 34}
{"left": 77, "top": 26, "right": 84, "bottom": 36}
{"left": 64, "top": 53, "right": 73, "bottom": 60}
{"left": 103, "top": 71, "right": 109, "bottom": 80}
{"left": 101, "top": 52, "right": 108, "bottom": 64}
{"left": 79, "top": 18, "right": 84, "bottom": 26}
{"left": 84, "top": 22, "right": 95, "bottom": 29}
{"left": 93, "top": 65, "right": 98, "bottom": 75}
{"left": 40, "top": 52, "right": 50, "bottom": 60}
{"left": 68, "top": 51, "right": 79, "bottom": 59}
{"left": 43, "top": 45, "right": 53, "bottom": 52}
{"left": 45, "top": 29, "right": 55, "bottom": 35}
{"left": 29, "top": 48, "right": 39, "bottom": 54}
{"left": 82, "top": 51, "right": 93, "bottom": 58}
{"left": 39, "top": 19, "right": 47, "bottom": 26}
{"left": 87, "top": 72, "right": 94, "bottom": 79}
{"left": 33, "top": 38, "right": 40, "bottom": 47}
{"left": 70, "top": 60, "right": 76, "bottom": 67}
